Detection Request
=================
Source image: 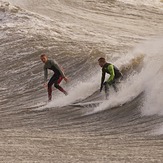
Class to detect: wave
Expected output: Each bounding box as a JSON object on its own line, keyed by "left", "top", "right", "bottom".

{"left": 1, "top": 1, "right": 163, "bottom": 162}
{"left": 119, "top": 0, "right": 163, "bottom": 10}
{"left": 1, "top": 0, "right": 163, "bottom": 137}
{"left": 39, "top": 37, "right": 163, "bottom": 125}
{"left": 85, "top": 38, "right": 163, "bottom": 135}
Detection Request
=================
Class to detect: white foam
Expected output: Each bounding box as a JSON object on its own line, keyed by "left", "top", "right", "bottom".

{"left": 41, "top": 73, "right": 101, "bottom": 109}
{"left": 152, "top": 125, "right": 163, "bottom": 135}
{"left": 87, "top": 37, "right": 163, "bottom": 134}
{"left": 87, "top": 72, "right": 144, "bottom": 115}
{"left": 119, "top": 0, "right": 163, "bottom": 10}
{"left": 0, "top": 87, "right": 7, "bottom": 91}
{"left": 140, "top": 38, "right": 163, "bottom": 116}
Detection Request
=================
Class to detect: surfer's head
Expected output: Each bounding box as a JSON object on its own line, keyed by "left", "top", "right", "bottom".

{"left": 40, "top": 54, "right": 48, "bottom": 63}
{"left": 98, "top": 57, "right": 106, "bottom": 67}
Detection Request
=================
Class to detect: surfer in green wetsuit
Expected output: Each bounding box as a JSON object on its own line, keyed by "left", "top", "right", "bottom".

{"left": 98, "top": 57, "right": 122, "bottom": 99}
{"left": 40, "top": 54, "right": 68, "bottom": 101}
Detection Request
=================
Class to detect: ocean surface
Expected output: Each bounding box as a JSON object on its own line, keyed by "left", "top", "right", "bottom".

{"left": 0, "top": 0, "right": 163, "bottom": 162}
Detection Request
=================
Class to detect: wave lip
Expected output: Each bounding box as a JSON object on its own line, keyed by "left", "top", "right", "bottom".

{"left": 0, "top": 1, "right": 21, "bottom": 13}
{"left": 119, "top": 0, "right": 163, "bottom": 10}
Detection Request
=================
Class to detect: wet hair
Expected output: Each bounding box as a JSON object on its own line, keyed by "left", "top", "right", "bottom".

{"left": 98, "top": 57, "right": 106, "bottom": 62}
{"left": 40, "top": 54, "right": 47, "bottom": 58}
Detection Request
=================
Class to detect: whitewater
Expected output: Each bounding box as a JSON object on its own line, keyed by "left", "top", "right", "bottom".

{"left": 0, "top": 0, "right": 163, "bottom": 162}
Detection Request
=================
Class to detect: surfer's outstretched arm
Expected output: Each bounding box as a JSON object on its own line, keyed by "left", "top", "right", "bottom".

{"left": 100, "top": 71, "right": 105, "bottom": 92}
{"left": 44, "top": 67, "right": 48, "bottom": 82}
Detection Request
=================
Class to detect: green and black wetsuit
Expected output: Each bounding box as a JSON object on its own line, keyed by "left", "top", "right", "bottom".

{"left": 100, "top": 63, "right": 122, "bottom": 96}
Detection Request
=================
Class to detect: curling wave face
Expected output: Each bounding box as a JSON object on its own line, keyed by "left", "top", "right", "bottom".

{"left": 0, "top": 0, "right": 163, "bottom": 162}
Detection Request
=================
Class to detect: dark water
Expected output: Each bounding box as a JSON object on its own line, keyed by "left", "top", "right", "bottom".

{"left": 0, "top": 0, "right": 163, "bottom": 162}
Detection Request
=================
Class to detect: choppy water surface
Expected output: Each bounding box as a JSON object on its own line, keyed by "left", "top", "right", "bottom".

{"left": 0, "top": 0, "right": 163, "bottom": 162}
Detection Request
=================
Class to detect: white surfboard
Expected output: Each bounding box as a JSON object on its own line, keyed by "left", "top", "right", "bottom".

{"left": 69, "top": 100, "right": 105, "bottom": 107}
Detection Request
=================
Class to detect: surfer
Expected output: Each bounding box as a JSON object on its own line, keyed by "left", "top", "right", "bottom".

{"left": 98, "top": 57, "right": 122, "bottom": 99}
{"left": 40, "top": 54, "right": 68, "bottom": 101}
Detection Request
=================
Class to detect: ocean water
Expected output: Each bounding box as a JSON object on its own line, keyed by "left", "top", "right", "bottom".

{"left": 0, "top": 0, "right": 163, "bottom": 162}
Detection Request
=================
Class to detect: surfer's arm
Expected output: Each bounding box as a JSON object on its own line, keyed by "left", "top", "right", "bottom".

{"left": 44, "top": 66, "right": 48, "bottom": 83}
{"left": 107, "top": 64, "right": 115, "bottom": 84}
{"left": 100, "top": 71, "right": 105, "bottom": 92}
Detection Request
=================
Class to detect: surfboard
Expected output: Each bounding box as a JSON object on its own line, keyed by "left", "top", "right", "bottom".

{"left": 69, "top": 100, "right": 104, "bottom": 107}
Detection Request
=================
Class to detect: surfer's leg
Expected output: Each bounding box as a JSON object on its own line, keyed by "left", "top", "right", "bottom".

{"left": 54, "top": 76, "right": 68, "bottom": 96}
{"left": 112, "top": 83, "right": 118, "bottom": 92}
{"left": 48, "top": 75, "right": 56, "bottom": 101}
{"left": 112, "top": 78, "right": 121, "bottom": 92}
{"left": 47, "top": 86, "right": 52, "bottom": 101}
{"left": 54, "top": 84, "right": 68, "bottom": 95}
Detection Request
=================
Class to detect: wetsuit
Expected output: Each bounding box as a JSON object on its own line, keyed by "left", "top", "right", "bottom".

{"left": 100, "top": 63, "right": 122, "bottom": 98}
{"left": 43, "top": 59, "right": 67, "bottom": 101}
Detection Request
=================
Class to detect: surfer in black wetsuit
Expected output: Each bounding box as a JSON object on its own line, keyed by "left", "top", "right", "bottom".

{"left": 40, "top": 54, "right": 68, "bottom": 101}
{"left": 98, "top": 57, "right": 122, "bottom": 99}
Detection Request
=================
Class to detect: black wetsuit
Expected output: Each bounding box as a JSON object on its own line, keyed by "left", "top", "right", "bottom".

{"left": 43, "top": 59, "right": 66, "bottom": 101}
